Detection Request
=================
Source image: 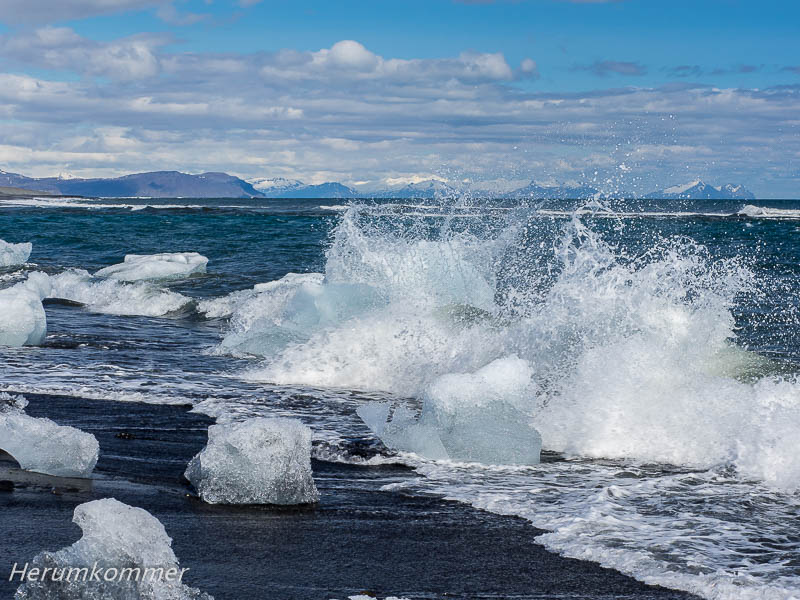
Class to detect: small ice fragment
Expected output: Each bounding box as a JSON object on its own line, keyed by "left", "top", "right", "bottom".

{"left": 0, "top": 392, "right": 98, "bottom": 478}
{"left": 0, "top": 239, "right": 32, "bottom": 267}
{"left": 185, "top": 417, "right": 319, "bottom": 505}
{"left": 15, "top": 498, "right": 212, "bottom": 600}
{"left": 95, "top": 252, "right": 208, "bottom": 282}
{"left": 0, "top": 273, "right": 50, "bottom": 346}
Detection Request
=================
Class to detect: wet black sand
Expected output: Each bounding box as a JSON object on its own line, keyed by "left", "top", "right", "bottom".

{"left": 0, "top": 393, "right": 700, "bottom": 600}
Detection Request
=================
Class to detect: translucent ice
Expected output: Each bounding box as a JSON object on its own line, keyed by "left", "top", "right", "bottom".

{"left": 0, "top": 238, "right": 32, "bottom": 267}
{"left": 15, "top": 498, "right": 212, "bottom": 600}
{"left": 94, "top": 252, "right": 208, "bottom": 282}
{"left": 358, "top": 357, "right": 542, "bottom": 466}
{"left": 0, "top": 272, "right": 50, "bottom": 346}
{"left": 185, "top": 417, "right": 319, "bottom": 505}
{"left": 0, "top": 392, "right": 98, "bottom": 477}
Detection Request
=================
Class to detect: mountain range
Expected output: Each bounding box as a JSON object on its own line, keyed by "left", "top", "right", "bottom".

{"left": 0, "top": 169, "right": 757, "bottom": 200}
{"left": 646, "top": 180, "right": 755, "bottom": 200}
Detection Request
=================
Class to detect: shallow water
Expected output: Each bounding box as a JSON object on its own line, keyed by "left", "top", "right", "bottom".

{"left": 2, "top": 195, "right": 800, "bottom": 599}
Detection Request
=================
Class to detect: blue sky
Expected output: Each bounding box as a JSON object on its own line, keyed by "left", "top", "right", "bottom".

{"left": 0, "top": 0, "right": 798, "bottom": 196}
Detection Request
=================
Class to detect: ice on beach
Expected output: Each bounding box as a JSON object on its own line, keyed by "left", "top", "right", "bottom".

{"left": 357, "top": 357, "right": 542, "bottom": 466}
{"left": 0, "top": 272, "right": 50, "bottom": 346}
{"left": 15, "top": 498, "right": 212, "bottom": 600}
{"left": 0, "top": 239, "right": 32, "bottom": 267}
{"left": 185, "top": 417, "right": 319, "bottom": 505}
{"left": 197, "top": 273, "right": 324, "bottom": 319}
{"left": 94, "top": 252, "right": 208, "bottom": 282}
{"left": 0, "top": 392, "right": 98, "bottom": 478}
{"left": 48, "top": 269, "right": 190, "bottom": 316}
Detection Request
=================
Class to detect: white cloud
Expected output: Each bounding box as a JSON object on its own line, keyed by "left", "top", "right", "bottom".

{"left": 0, "top": 27, "right": 166, "bottom": 80}
{"left": 0, "top": 34, "right": 797, "bottom": 196}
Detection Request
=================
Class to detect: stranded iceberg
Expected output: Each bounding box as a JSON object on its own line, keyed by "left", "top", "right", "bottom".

{"left": 0, "top": 238, "right": 32, "bottom": 267}
{"left": 95, "top": 252, "right": 208, "bottom": 282}
{"left": 185, "top": 417, "right": 319, "bottom": 505}
{"left": 15, "top": 498, "right": 212, "bottom": 600}
{"left": 0, "top": 393, "right": 98, "bottom": 478}
{"left": 0, "top": 272, "right": 50, "bottom": 346}
{"left": 358, "top": 356, "right": 542, "bottom": 466}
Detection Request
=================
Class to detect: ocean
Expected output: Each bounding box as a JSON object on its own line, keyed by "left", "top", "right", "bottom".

{"left": 1, "top": 195, "right": 799, "bottom": 600}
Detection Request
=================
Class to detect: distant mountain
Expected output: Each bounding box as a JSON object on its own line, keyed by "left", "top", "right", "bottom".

{"left": 647, "top": 180, "right": 755, "bottom": 200}
{"left": 506, "top": 181, "right": 600, "bottom": 200}
{"left": 366, "top": 179, "right": 459, "bottom": 199}
{"left": 0, "top": 170, "right": 262, "bottom": 198}
{"left": 261, "top": 182, "right": 359, "bottom": 199}
{"left": 249, "top": 177, "right": 304, "bottom": 194}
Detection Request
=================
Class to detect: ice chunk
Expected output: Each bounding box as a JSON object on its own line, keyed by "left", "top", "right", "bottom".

{"left": 95, "top": 252, "right": 208, "bottom": 282}
{"left": 185, "top": 418, "right": 319, "bottom": 505}
{"left": 0, "top": 392, "right": 98, "bottom": 477}
{"left": 0, "top": 273, "right": 50, "bottom": 346}
{"left": 15, "top": 498, "right": 212, "bottom": 600}
{"left": 357, "top": 357, "right": 542, "bottom": 465}
{"left": 0, "top": 238, "right": 32, "bottom": 267}
{"left": 197, "top": 273, "right": 324, "bottom": 319}
{"left": 49, "top": 269, "right": 190, "bottom": 316}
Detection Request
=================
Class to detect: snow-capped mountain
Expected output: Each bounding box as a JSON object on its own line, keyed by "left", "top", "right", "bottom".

{"left": 366, "top": 179, "right": 459, "bottom": 199}
{"left": 648, "top": 180, "right": 755, "bottom": 200}
{"left": 506, "top": 181, "right": 600, "bottom": 200}
{"left": 248, "top": 177, "right": 304, "bottom": 193}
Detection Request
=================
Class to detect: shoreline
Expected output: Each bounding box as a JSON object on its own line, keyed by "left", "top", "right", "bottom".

{"left": 1, "top": 392, "right": 700, "bottom": 599}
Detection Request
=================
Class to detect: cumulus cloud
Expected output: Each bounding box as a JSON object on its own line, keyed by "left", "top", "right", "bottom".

{"left": 0, "top": 27, "right": 166, "bottom": 80}
{"left": 257, "top": 40, "right": 521, "bottom": 85}
{"left": 0, "top": 34, "right": 797, "bottom": 196}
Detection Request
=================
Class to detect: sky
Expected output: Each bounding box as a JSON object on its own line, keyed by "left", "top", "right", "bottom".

{"left": 0, "top": 0, "right": 798, "bottom": 197}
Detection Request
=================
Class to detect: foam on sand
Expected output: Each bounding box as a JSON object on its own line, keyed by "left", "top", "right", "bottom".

{"left": 95, "top": 252, "right": 208, "bottom": 282}
{"left": 185, "top": 417, "right": 319, "bottom": 505}
{"left": 15, "top": 498, "right": 212, "bottom": 599}
{"left": 0, "top": 272, "right": 50, "bottom": 346}
{"left": 0, "top": 239, "right": 32, "bottom": 267}
{"left": 0, "top": 393, "right": 98, "bottom": 478}
{"left": 47, "top": 269, "right": 191, "bottom": 316}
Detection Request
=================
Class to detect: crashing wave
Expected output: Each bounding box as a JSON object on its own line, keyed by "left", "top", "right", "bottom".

{"left": 47, "top": 269, "right": 191, "bottom": 317}
{"left": 214, "top": 202, "right": 800, "bottom": 491}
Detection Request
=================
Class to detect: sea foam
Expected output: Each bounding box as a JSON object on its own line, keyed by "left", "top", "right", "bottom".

{"left": 230, "top": 203, "right": 800, "bottom": 490}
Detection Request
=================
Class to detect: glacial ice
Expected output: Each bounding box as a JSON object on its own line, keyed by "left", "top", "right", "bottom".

{"left": 358, "top": 357, "right": 542, "bottom": 466}
{"left": 185, "top": 417, "right": 319, "bottom": 505}
{"left": 48, "top": 269, "right": 190, "bottom": 316}
{"left": 0, "top": 392, "right": 98, "bottom": 478}
{"left": 94, "top": 252, "right": 208, "bottom": 282}
{"left": 0, "top": 238, "right": 32, "bottom": 267}
{"left": 207, "top": 272, "right": 385, "bottom": 358}
{"left": 197, "top": 272, "right": 324, "bottom": 319}
{"left": 0, "top": 272, "right": 50, "bottom": 346}
{"left": 15, "top": 498, "right": 212, "bottom": 600}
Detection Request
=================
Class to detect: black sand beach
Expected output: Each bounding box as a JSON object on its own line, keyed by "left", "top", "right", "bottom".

{"left": 1, "top": 393, "right": 700, "bottom": 600}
